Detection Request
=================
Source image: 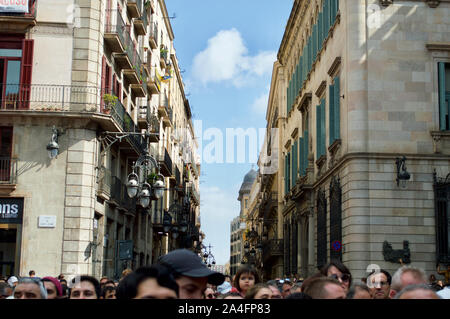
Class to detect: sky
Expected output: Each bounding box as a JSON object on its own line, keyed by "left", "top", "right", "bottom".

{"left": 165, "top": 0, "right": 293, "bottom": 265}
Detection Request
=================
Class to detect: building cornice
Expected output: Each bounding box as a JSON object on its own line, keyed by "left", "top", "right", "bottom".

{"left": 158, "top": 0, "right": 175, "bottom": 40}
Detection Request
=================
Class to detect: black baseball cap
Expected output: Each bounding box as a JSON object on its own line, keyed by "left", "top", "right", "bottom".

{"left": 158, "top": 249, "right": 225, "bottom": 285}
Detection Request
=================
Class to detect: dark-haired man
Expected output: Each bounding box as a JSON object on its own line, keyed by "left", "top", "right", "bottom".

{"left": 303, "top": 277, "right": 346, "bottom": 299}
{"left": 158, "top": 249, "right": 224, "bottom": 299}
{"left": 116, "top": 264, "right": 178, "bottom": 299}
{"left": 70, "top": 276, "right": 100, "bottom": 299}
{"left": 367, "top": 269, "right": 392, "bottom": 299}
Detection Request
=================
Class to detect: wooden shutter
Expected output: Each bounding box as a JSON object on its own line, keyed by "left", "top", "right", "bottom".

{"left": 319, "top": 11, "right": 323, "bottom": 49}
{"left": 324, "top": 0, "right": 330, "bottom": 35}
{"left": 308, "top": 37, "right": 312, "bottom": 72}
{"left": 19, "top": 39, "right": 34, "bottom": 109}
{"left": 287, "top": 152, "right": 291, "bottom": 191}
{"left": 313, "top": 24, "right": 318, "bottom": 62}
{"left": 334, "top": 76, "right": 341, "bottom": 139}
{"left": 438, "top": 62, "right": 447, "bottom": 130}
{"left": 316, "top": 104, "right": 321, "bottom": 159}
{"left": 329, "top": 84, "right": 335, "bottom": 144}
{"left": 285, "top": 155, "right": 289, "bottom": 195}
{"left": 304, "top": 129, "right": 309, "bottom": 175}
{"left": 321, "top": 99, "right": 326, "bottom": 156}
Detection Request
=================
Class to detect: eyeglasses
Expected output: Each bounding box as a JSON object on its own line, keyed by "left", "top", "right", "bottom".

{"left": 329, "top": 274, "right": 351, "bottom": 283}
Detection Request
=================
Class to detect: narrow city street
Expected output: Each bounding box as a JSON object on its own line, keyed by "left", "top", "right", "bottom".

{"left": 0, "top": 0, "right": 449, "bottom": 306}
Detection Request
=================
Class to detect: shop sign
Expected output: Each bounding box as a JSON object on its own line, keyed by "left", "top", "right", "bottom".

{"left": 0, "top": 0, "right": 29, "bottom": 13}
{"left": 0, "top": 198, "right": 23, "bottom": 224}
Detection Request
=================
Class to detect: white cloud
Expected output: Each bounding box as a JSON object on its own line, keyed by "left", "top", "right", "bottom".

{"left": 200, "top": 185, "right": 241, "bottom": 265}
{"left": 191, "top": 28, "right": 276, "bottom": 87}
{"left": 252, "top": 89, "right": 270, "bottom": 115}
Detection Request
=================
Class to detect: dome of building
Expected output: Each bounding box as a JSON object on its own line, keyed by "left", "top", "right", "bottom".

{"left": 238, "top": 168, "right": 257, "bottom": 198}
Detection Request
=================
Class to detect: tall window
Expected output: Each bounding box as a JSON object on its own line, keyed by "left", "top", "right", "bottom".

{"left": 329, "top": 76, "right": 340, "bottom": 144}
{"left": 329, "top": 176, "right": 342, "bottom": 262}
{"left": 434, "top": 175, "right": 450, "bottom": 264}
{"left": 316, "top": 98, "right": 326, "bottom": 159}
{"left": 317, "top": 189, "right": 327, "bottom": 269}
{"left": 0, "top": 37, "right": 34, "bottom": 109}
{"left": 438, "top": 62, "right": 450, "bottom": 130}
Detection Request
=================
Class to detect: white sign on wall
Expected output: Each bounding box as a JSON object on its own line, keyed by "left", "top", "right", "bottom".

{"left": 0, "top": 0, "right": 29, "bottom": 13}
{"left": 38, "top": 215, "right": 56, "bottom": 228}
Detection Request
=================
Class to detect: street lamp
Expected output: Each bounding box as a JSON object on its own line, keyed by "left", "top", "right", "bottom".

{"left": 396, "top": 156, "right": 411, "bottom": 189}
{"left": 46, "top": 126, "right": 62, "bottom": 159}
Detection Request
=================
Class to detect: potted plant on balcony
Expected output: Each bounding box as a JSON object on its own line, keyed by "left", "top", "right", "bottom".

{"left": 103, "top": 94, "right": 118, "bottom": 114}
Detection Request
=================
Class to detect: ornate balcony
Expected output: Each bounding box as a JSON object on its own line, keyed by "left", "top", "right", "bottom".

{"left": 0, "top": 157, "right": 18, "bottom": 194}
{"left": 104, "top": 10, "right": 127, "bottom": 53}
{"left": 147, "top": 69, "right": 161, "bottom": 94}
{"left": 0, "top": 0, "right": 37, "bottom": 33}
{"left": 133, "top": 5, "right": 147, "bottom": 35}
{"left": 127, "top": 0, "right": 142, "bottom": 19}
{"left": 148, "top": 21, "right": 158, "bottom": 49}
{"left": 158, "top": 148, "right": 173, "bottom": 177}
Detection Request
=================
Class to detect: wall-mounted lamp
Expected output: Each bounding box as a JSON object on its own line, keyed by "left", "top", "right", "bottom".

{"left": 396, "top": 156, "right": 411, "bottom": 188}
{"left": 46, "top": 126, "right": 63, "bottom": 159}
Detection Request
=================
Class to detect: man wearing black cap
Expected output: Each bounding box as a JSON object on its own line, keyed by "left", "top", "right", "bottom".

{"left": 158, "top": 249, "right": 225, "bottom": 299}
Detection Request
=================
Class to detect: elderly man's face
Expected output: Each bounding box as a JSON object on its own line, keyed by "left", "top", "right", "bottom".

{"left": 14, "top": 283, "right": 43, "bottom": 299}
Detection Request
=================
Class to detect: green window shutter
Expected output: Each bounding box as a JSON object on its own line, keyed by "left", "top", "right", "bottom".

{"left": 334, "top": 76, "right": 341, "bottom": 139}
{"left": 313, "top": 24, "right": 318, "bottom": 62}
{"left": 331, "top": 0, "right": 336, "bottom": 25}
{"left": 304, "top": 129, "right": 309, "bottom": 176}
{"left": 285, "top": 155, "right": 288, "bottom": 195}
{"left": 308, "top": 37, "right": 312, "bottom": 72}
{"left": 316, "top": 104, "right": 321, "bottom": 159}
{"left": 288, "top": 152, "right": 291, "bottom": 191}
{"left": 324, "top": 0, "right": 330, "bottom": 36}
{"left": 321, "top": 99, "right": 326, "bottom": 157}
{"left": 292, "top": 142, "right": 297, "bottom": 185}
{"left": 329, "top": 84, "right": 335, "bottom": 144}
{"left": 299, "top": 137, "right": 304, "bottom": 176}
{"left": 318, "top": 11, "right": 323, "bottom": 49}
{"left": 438, "top": 62, "right": 447, "bottom": 130}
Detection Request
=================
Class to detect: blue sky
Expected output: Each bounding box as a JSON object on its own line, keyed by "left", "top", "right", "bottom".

{"left": 166, "top": 0, "right": 293, "bottom": 265}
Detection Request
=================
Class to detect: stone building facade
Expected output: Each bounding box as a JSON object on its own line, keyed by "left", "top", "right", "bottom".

{"left": 253, "top": 0, "right": 450, "bottom": 281}
{"left": 0, "top": 0, "right": 201, "bottom": 280}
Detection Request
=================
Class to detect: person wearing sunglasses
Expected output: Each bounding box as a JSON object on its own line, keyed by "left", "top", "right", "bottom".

{"left": 320, "top": 261, "right": 352, "bottom": 293}
{"left": 204, "top": 287, "right": 216, "bottom": 299}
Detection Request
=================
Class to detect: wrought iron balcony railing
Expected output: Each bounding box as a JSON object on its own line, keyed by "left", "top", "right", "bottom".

{"left": 97, "top": 166, "right": 112, "bottom": 196}
{"left": 0, "top": 157, "right": 18, "bottom": 184}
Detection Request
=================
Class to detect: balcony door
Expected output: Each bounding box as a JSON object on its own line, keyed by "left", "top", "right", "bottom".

{"left": 0, "top": 49, "right": 21, "bottom": 110}
{"left": 0, "top": 37, "right": 33, "bottom": 110}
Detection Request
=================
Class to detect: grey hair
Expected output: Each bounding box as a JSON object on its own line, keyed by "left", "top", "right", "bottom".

{"left": 391, "top": 266, "right": 427, "bottom": 292}
{"left": 394, "top": 284, "right": 441, "bottom": 299}
{"left": 14, "top": 278, "right": 48, "bottom": 299}
{"left": 346, "top": 283, "right": 370, "bottom": 299}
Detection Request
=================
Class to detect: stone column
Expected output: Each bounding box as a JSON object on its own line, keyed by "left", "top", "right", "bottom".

{"left": 61, "top": 128, "right": 97, "bottom": 278}
{"left": 308, "top": 210, "right": 315, "bottom": 276}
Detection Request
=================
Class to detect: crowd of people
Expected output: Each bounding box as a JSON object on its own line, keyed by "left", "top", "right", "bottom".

{"left": 0, "top": 249, "right": 449, "bottom": 300}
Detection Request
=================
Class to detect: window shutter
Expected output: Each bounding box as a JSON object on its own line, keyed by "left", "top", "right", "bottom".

{"left": 319, "top": 11, "right": 323, "bottom": 49}
{"left": 321, "top": 99, "right": 326, "bottom": 156}
{"left": 308, "top": 37, "right": 312, "bottom": 72}
{"left": 313, "top": 24, "right": 318, "bottom": 62}
{"left": 324, "top": 0, "right": 330, "bottom": 35}
{"left": 334, "top": 76, "right": 341, "bottom": 139}
{"left": 292, "top": 143, "right": 296, "bottom": 185}
{"left": 19, "top": 39, "right": 34, "bottom": 109}
{"left": 329, "top": 84, "right": 335, "bottom": 144}
{"left": 285, "top": 155, "right": 288, "bottom": 195}
{"left": 316, "top": 104, "right": 321, "bottom": 159}
{"left": 438, "top": 62, "right": 447, "bottom": 130}
{"left": 304, "top": 129, "right": 309, "bottom": 175}
{"left": 288, "top": 152, "right": 291, "bottom": 191}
